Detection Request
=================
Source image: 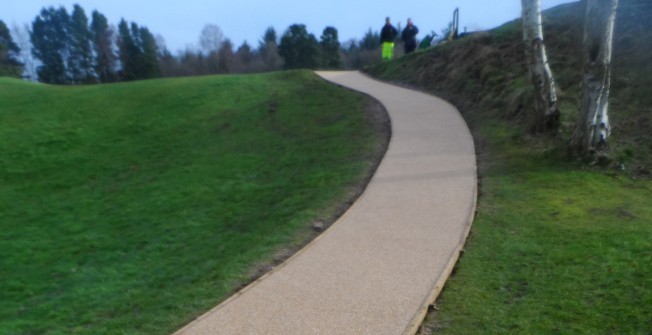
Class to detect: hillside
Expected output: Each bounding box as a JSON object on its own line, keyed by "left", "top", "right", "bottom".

{"left": 0, "top": 72, "right": 389, "bottom": 334}
{"left": 369, "top": 0, "right": 651, "bottom": 174}
{"left": 368, "top": 1, "right": 651, "bottom": 334}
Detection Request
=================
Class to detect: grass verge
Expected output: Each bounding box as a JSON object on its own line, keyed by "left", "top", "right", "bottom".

{"left": 419, "top": 120, "right": 652, "bottom": 334}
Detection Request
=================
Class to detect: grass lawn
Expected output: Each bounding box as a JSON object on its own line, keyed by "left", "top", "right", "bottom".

{"left": 0, "top": 70, "right": 387, "bottom": 334}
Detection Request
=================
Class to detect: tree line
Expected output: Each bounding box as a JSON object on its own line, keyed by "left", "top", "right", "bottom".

{"left": 25, "top": 5, "right": 159, "bottom": 84}
{"left": 0, "top": 3, "right": 402, "bottom": 84}
{"left": 157, "top": 24, "right": 384, "bottom": 77}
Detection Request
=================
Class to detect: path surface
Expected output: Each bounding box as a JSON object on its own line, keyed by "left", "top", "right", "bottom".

{"left": 174, "top": 71, "right": 477, "bottom": 335}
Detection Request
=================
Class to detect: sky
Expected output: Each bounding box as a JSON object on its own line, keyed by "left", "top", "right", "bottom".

{"left": 3, "top": 0, "right": 577, "bottom": 52}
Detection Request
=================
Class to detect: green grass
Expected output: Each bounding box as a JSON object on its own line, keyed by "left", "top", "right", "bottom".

{"left": 427, "top": 121, "right": 652, "bottom": 334}
{"left": 368, "top": 1, "right": 652, "bottom": 333}
{"left": 0, "top": 71, "right": 385, "bottom": 334}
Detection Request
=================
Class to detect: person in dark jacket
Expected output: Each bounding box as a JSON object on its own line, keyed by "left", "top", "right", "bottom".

{"left": 380, "top": 17, "right": 398, "bottom": 60}
{"left": 401, "top": 18, "right": 419, "bottom": 54}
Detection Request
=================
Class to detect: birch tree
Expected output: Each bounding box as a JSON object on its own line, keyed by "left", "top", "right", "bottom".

{"left": 572, "top": 0, "right": 619, "bottom": 154}
{"left": 12, "top": 23, "right": 37, "bottom": 80}
{"left": 521, "top": 0, "right": 560, "bottom": 133}
{"left": 199, "top": 24, "right": 224, "bottom": 54}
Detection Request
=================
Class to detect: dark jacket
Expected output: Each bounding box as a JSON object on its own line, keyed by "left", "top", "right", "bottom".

{"left": 380, "top": 24, "right": 398, "bottom": 43}
{"left": 401, "top": 25, "right": 419, "bottom": 45}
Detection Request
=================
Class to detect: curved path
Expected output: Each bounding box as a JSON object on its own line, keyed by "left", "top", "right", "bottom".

{"left": 174, "top": 71, "right": 477, "bottom": 335}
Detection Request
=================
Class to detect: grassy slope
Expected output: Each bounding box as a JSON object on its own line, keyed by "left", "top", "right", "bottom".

{"left": 368, "top": 0, "right": 651, "bottom": 334}
{"left": 0, "top": 71, "right": 387, "bottom": 334}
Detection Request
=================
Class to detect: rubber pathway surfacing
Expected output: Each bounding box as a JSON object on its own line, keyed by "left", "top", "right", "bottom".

{"left": 174, "top": 71, "right": 477, "bottom": 335}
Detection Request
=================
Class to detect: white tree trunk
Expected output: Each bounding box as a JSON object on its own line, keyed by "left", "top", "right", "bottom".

{"left": 572, "top": 0, "right": 619, "bottom": 154}
{"left": 11, "top": 23, "right": 37, "bottom": 81}
{"left": 521, "top": 0, "right": 560, "bottom": 132}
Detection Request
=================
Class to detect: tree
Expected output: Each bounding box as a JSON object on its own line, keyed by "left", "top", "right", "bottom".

{"left": 158, "top": 48, "right": 179, "bottom": 77}
{"left": 90, "top": 10, "right": 117, "bottom": 83}
{"left": 31, "top": 6, "right": 70, "bottom": 84}
{"left": 359, "top": 28, "right": 380, "bottom": 51}
{"left": 68, "top": 4, "right": 94, "bottom": 83}
{"left": 117, "top": 19, "right": 138, "bottom": 80}
{"left": 155, "top": 34, "right": 167, "bottom": 54}
{"left": 258, "top": 27, "right": 282, "bottom": 71}
{"left": 261, "top": 27, "right": 277, "bottom": 46}
{"left": 320, "top": 26, "right": 341, "bottom": 69}
{"left": 199, "top": 24, "right": 224, "bottom": 54}
{"left": 117, "top": 19, "right": 160, "bottom": 81}
{"left": 217, "top": 39, "right": 236, "bottom": 73}
{"left": 166, "top": 47, "right": 208, "bottom": 77}
{"left": 341, "top": 30, "right": 381, "bottom": 69}
{"left": 278, "top": 24, "right": 319, "bottom": 70}
{"left": 204, "top": 50, "right": 220, "bottom": 74}
{"left": 521, "top": 0, "right": 561, "bottom": 133}
{"left": 0, "top": 20, "right": 22, "bottom": 77}
{"left": 237, "top": 41, "right": 254, "bottom": 70}
{"left": 572, "top": 0, "right": 619, "bottom": 155}
{"left": 12, "top": 23, "right": 37, "bottom": 80}
{"left": 182, "top": 48, "right": 207, "bottom": 76}
{"left": 138, "top": 26, "right": 161, "bottom": 79}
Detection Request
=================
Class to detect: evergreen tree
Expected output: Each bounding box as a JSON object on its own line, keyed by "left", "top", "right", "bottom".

{"left": 278, "top": 24, "right": 319, "bottom": 70}
{"left": 360, "top": 29, "right": 380, "bottom": 51}
{"left": 237, "top": 41, "right": 253, "bottom": 69}
{"left": 138, "top": 26, "right": 160, "bottom": 79}
{"left": 218, "top": 39, "right": 236, "bottom": 73}
{"left": 117, "top": 19, "right": 138, "bottom": 80}
{"left": 117, "top": 19, "right": 160, "bottom": 81}
{"left": 0, "top": 20, "right": 22, "bottom": 77}
{"left": 260, "top": 26, "right": 277, "bottom": 47}
{"left": 320, "top": 26, "right": 341, "bottom": 69}
{"left": 31, "top": 6, "right": 70, "bottom": 84}
{"left": 68, "top": 4, "right": 93, "bottom": 83}
{"left": 90, "top": 10, "right": 116, "bottom": 83}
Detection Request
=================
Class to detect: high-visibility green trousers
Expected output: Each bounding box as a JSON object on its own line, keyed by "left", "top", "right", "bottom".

{"left": 382, "top": 42, "right": 394, "bottom": 60}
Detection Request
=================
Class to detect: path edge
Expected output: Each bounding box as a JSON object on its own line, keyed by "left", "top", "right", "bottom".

{"left": 401, "top": 182, "right": 477, "bottom": 335}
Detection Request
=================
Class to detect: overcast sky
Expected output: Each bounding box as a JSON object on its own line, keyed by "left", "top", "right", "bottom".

{"left": 3, "top": 0, "right": 577, "bottom": 52}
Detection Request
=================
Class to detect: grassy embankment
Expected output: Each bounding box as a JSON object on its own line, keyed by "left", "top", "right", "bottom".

{"left": 368, "top": 0, "right": 651, "bottom": 333}
{"left": 0, "top": 71, "right": 388, "bottom": 334}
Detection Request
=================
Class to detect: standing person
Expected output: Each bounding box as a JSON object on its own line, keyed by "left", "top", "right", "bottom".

{"left": 401, "top": 18, "right": 419, "bottom": 54}
{"left": 380, "top": 17, "right": 398, "bottom": 61}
